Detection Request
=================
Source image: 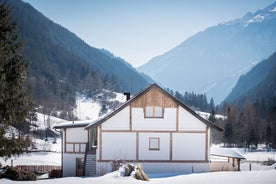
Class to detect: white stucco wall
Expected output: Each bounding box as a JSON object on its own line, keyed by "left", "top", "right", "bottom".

{"left": 66, "top": 127, "right": 88, "bottom": 142}
{"left": 172, "top": 133, "right": 206, "bottom": 160}
{"left": 132, "top": 108, "right": 176, "bottom": 130}
{"left": 96, "top": 162, "right": 112, "bottom": 175}
{"left": 101, "top": 132, "right": 136, "bottom": 160}
{"left": 96, "top": 162, "right": 209, "bottom": 175}
{"left": 101, "top": 106, "right": 130, "bottom": 130}
{"left": 63, "top": 153, "right": 84, "bottom": 177}
{"left": 138, "top": 133, "right": 170, "bottom": 160}
{"left": 207, "top": 128, "right": 210, "bottom": 160}
{"left": 142, "top": 162, "right": 210, "bottom": 174}
{"left": 178, "top": 107, "right": 207, "bottom": 131}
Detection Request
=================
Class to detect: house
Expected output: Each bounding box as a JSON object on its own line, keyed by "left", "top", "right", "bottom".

{"left": 54, "top": 83, "right": 222, "bottom": 177}
{"left": 53, "top": 121, "right": 90, "bottom": 177}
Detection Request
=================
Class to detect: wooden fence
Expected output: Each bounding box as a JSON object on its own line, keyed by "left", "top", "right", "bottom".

{"left": 15, "top": 165, "right": 61, "bottom": 174}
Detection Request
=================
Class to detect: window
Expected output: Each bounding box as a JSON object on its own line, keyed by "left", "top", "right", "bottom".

{"left": 145, "top": 106, "right": 163, "bottom": 118}
{"left": 155, "top": 106, "right": 163, "bottom": 117}
{"left": 65, "top": 143, "right": 86, "bottom": 153}
{"left": 66, "top": 144, "right": 74, "bottom": 152}
{"left": 146, "top": 107, "right": 153, "bottom": 117}
{"left": 149, "top": 137, "right": 160, "bottom": 150}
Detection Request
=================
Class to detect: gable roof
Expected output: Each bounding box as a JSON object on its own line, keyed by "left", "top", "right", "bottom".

{"left": 86, "top": 83, "right": 223, "bottom": 131}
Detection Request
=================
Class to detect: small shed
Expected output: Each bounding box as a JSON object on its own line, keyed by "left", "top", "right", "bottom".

{"left": 210, "top": 148, "right": 246, "bottom": 171}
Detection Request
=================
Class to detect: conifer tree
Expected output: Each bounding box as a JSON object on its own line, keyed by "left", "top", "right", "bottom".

{"left": 0, "top": 2, "right": 34, "bottom": 158}
{"left": 208, "top": 109, "right": 217, "bottom": 123}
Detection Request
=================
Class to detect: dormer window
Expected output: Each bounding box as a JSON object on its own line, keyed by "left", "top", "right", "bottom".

{"left": 145, "top": 106, "right": 163, "bottom": 118}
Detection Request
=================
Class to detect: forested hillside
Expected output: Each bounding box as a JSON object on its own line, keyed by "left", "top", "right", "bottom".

{"left": 224, "top": 51, "right": 276, "bottom": 111}
{"left": 213, "top": 52, "right": 276, "bottom": 148}
{"left": 6, "top": 0, "right": 150, "bottom": 116}
{"left": 166, "top": 88, "right": 216, "bottom": 112}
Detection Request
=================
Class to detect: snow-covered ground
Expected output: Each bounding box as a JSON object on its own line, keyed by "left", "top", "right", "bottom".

{"left": 0, "top": 137, "right": 61, "bottom": 166}
{"left": 1, "top": 170, "right": 275, "bottom": 184}
{"left": 237, "top": 148, "right": 276, "bottom": 162}
{"left": 74, "top": 93, "right": 102, "bottom": 120}
{"left": 74, "top": 91, "right": 125, "bottom": 120}
{"left": 0, "top": 152, "right": 61, "bottom": 167}
{"left": 196, "top": 111, "right": 226, "bottom": 120}
{"left": 237, "top": 148, "right": 276, "bottom": 171}
{"left": 32, "top": 112, "right": 65, "bottom": 131}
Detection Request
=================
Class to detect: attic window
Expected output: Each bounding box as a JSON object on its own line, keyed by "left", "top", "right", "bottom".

{"left": 145, "top": 106, "right": 163, "bottom": 118}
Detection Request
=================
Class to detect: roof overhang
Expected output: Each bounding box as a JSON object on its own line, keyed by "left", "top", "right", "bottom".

{"left": 211, "top": 148, "right": 246, "bottom": 159}
{"left": 53, "top": 120, "right": 92, "bottom": 129}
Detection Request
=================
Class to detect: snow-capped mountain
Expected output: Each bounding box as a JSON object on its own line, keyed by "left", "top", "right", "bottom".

{"left": 138, "top": 2, "right": 276, "bottom": 103}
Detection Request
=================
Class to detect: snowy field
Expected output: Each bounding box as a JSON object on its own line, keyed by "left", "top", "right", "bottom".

{"left": 1, "top": 170, "right": 275, "bottom": 184}
{"left": 74, "top": 91, "right": 125, "bottom": 121}
{"left": 0, "top": 138, "right": 61, "bottom": 166}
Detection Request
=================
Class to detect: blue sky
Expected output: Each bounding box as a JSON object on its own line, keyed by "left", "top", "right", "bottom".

{"left": 23, "top": 0, "right": 275, "bottom": 67}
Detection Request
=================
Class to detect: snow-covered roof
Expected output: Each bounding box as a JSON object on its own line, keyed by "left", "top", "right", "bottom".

{"left": 211, "top": 148, "right": 246, "bottom": 159}
{"left": 53, "top": 120, "right": 94, "bottom": 129}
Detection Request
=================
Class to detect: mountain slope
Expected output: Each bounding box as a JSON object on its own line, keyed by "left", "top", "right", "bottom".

{"left": 139, "top": 2, "right": 276, "bottom": 103}
{"left": 5, "top": 0, "right": 150, "bottom": 112}
{"left": 223, "top": 51, "right": 276, "bottom": 107}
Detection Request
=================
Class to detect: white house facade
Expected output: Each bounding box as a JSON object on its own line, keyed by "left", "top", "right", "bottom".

{"left": 54, "top": 122, "right": 90, "bottom": 177}
{"left": 55, "top": 83, "right": 222, "bottom": 177}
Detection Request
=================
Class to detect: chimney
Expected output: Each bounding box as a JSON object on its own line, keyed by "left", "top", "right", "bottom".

{"left": 124, "top": 92, "right": 131, "bottom": 101}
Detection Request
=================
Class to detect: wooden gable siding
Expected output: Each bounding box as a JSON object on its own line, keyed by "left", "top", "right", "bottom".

{"left": 131, "top": 86, "right": 177, "bottom": 108}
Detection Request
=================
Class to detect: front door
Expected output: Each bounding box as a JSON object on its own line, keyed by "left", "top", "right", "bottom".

{"left": 76, "top": 158, "right": 84, "bottom": 176}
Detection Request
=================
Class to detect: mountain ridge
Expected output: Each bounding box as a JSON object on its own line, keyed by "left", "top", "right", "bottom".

{"left": 16, "top": 0, "right": 150, "bottom": 93}
{"left": 4, "top": 0, "right": 151, "bottom": 114}
{"left": 138, "top": 2, "right": 276, "bottom": 103}
{"left": 223, "top": 51, "right": 276, "bottom": 107}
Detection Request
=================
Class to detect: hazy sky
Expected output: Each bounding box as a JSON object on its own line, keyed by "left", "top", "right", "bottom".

{"left": 23, "top": 0, "right": 275, "bottom": 67}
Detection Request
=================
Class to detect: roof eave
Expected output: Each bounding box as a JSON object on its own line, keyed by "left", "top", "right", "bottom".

{"left": 54, "top": 123, "right": 90, "bottom": 129}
